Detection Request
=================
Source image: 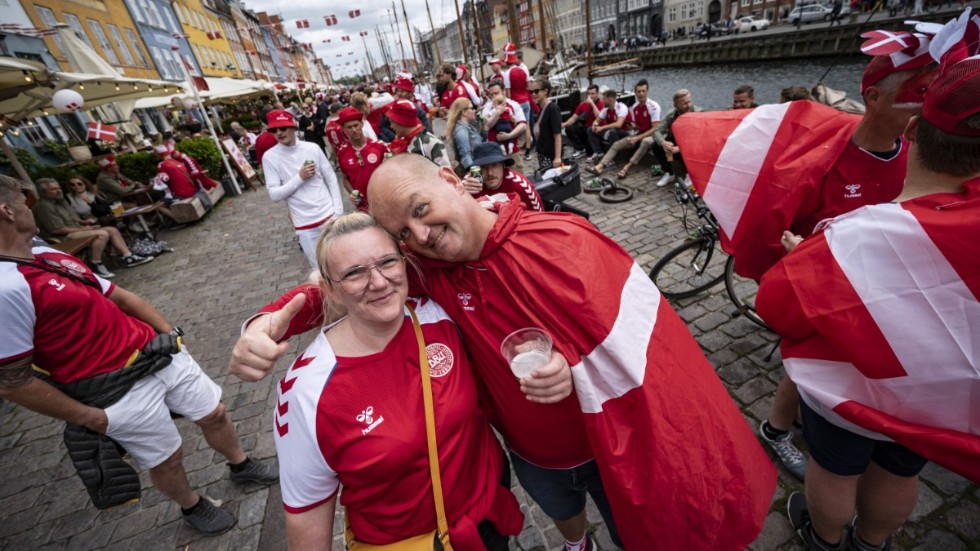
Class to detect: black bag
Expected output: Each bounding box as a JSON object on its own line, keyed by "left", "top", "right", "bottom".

{"left": 90, "top": 199, "right": 112, "bottom": 218}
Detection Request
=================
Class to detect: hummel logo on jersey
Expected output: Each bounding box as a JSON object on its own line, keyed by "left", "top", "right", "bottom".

{"left": 47, "top": 278, "right": 65, "bottom": 292}
{"left": 357, "top": 406, "right": 385, "bottom": 435}
{"left": 356, "top": 406, "right": 374, "bottom": 424}
{"left": 844, "top": 183, "right": 862, "bottom": 199}
{"left": 458, "top": 292, "right": 475, "bottom": 311}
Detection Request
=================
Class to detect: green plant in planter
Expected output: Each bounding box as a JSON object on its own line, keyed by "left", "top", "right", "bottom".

{"left": 41, "top": 140, "right": 71, "bottom": 162}
{"left": 116, "top": 151, "right": 160, "bottom": 183}
{"left": 175, "top": 137, "right": 223, "bottom": 177}
{"left": 68, "top": 138, "right": 87, "bottom": 147}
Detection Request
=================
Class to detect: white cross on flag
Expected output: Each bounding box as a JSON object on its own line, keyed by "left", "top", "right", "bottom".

{"left": 86, "top": 122, "right": 117, "bottom": 141}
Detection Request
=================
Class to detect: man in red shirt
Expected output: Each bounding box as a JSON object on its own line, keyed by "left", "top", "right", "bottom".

{"left": 437, "top": 63, "right": 468, "bottom": 117}
{"left": 503, "top": 49, "right": 533, "bottom": 155}
{"left": 463, "top": 141, "right": 543, "bottom": 211}
{"left": 254, "top": 110, "right": 279, "bottom": 166}
{"left": 585, "top": 90, "right": 629, "bottom": 165}
{"left": 335, "top": 107, "right": 389, "bottom": 212}
{"left": 561, "top": 85, "right": 600, "bottom": 159}
{"left": 0, "top": 175, "right": 277, "bottom": 537}
{"left": 586, "top": 79, "right": 662, "bottom": 178}
{"left": 323, "top": 102, "right": 349, "bottom": 163}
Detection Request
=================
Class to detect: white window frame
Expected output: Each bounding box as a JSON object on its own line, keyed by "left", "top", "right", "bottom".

{"left": 34, "top": 6, "right": 66, "bottom": 52}
{"left": 106, "top": 24, "right": 136, "bottom": 65}
{"left": 87, "top": 20, "right": 120, "bottom": 65}
{"left": 63, "top": 13, "right": 95, "bottom": 48}
{"left": 124, "top": 28, "right": 149, "bottom": 67}
{"left": 150, "top": 45, "right": 173, "bottom": 79}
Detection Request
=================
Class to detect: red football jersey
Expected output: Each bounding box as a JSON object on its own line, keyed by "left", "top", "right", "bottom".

{"left": 0, "top": 248, "right": 155, "bottom": 383}
{"left": 324, "top": 119, "right": 350, "bottom": 154}
{"left": 337, "top": 140, "right": 389, "bottom": 212}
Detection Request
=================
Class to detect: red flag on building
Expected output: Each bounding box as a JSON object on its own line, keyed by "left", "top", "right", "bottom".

{"left": 182, "top": 56, "right": 210, "bottom": 91}
{"left": 86, "top": 122, "right": 117, "bottom": 141}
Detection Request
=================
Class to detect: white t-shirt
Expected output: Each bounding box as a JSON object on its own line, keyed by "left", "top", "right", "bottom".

{"left": 261, "top": 140, "right": 343, "bottom": 229}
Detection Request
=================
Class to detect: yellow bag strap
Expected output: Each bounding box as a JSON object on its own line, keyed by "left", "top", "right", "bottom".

{"left": 343, "top": 304, "right": 451, "bottom": 550}
{"left": 409, "top": 304, "right": 452, "bottom": 548}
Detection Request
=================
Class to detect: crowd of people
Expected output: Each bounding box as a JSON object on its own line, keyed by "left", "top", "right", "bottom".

{"left": 0, "top": 10, "right": 977, "bottom": 551}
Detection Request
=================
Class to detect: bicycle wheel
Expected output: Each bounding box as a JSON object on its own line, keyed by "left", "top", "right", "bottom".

{"left": 649, "top": 238, "right": 726, "bottom": 299}
{"left": 724, "top": 256, "right": 769, "bottom": 329}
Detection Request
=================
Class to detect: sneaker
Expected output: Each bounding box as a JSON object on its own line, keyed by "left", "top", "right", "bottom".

{"left": 759, "top": 420, "right": 807, "bottom": 480}
{"left": 656, "top": 174, "right": 675, "bottom": 187}
{"left": 560, "top": 533, "right": 597, "bottom": 551}
{"left": 229, "top": 456, "right": 279, "bottom": 485}
{"left": 523, "top": 150, "right": 534, "bottom": 161}
{"left": 845, "top": 523, "right": 891, "bottom": 551}
{"left": 91, "top": 263, "right": 115, "bottom": 279}
{"left": 123, "top": 254, "right": 154, "bottom": 267}
{"left": 182, "top": 495, "right": 235, "bottom": 536}
{"left": 788, "top": 492, "right": 845, "bottom": 551}
{"left": 571, "top": 149, "right": 586, "bottom": 159}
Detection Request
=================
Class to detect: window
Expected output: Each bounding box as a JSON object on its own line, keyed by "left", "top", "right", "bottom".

{"left": 742, "top": 0, "right": 751, "bottom": 5}
{"left": 63, "top": 14, "right": 94, "bottom": 49}
{"left": 17, "top": 121, "right": 49, "bottom": 144}
{"left": 87, "top": 20, "right": 119, "bottom": 64}
{"left": 163, "top": 6, "right": 179, "bottom": 33}
{"left": 124, "top": 28, "right": 149, "bottom": 67}
{"left": 165, "top": 49, "right": 183, "bottom": 78}
{"left": 668, "top": 6, "right": 676, "bottom": 21}
{"left": 149, "top": 45, "right": 172, "bottom": 79}
{"left": 124, "top": 0, "right": 144, "bottom": 23}
{"left": 175, "top": 3, "right": 186, "bottom": 23}
{"left": 34, "top": 6, "right": 66, "bottom": 52}
{"left": 143, "top": 0, "right": 164, "bottom": 28}
{"left": 107, "top": 24, "right": 135, "bottom": 65}
{"left": 183, "top": 53, "right": 199, "bottom": 75}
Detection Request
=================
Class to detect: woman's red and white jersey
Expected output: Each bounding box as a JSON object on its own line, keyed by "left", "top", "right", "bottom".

{"left": 0, "top": 247, "right": 155, "bottom": 383}
{"left": 273, "top": 299, "right": 506, "bottom": 544}
{"left": 598, "top": 102, "right": 628, "bottom": 126}
{"left": 627, "top": 99, "right": 662, "bottom": 133}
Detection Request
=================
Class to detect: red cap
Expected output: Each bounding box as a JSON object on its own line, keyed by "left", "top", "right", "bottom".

{"left": 394, "top": 76, "right": 414, "bottom": 92}
{"left": 97, "top": 155, "right": 116, "bottom": 168}
{"left": 336, "top": 106, "right": 363, "bottom": 126}
{"left": 922, "top": 57, "right": 980, "bottom": 136}
{"left": 386, "top": 99, "right": 419, "bottom": 127}
{"left": 266, "top": 109, "right": 297, "bottom": 129}
{"left": 503, "top": 42, "right": 516, "bottom": 53}
{"left": 859, "top": 30, "right": 934, "bottom": 92}
{"left": 489, "top": 58, "right": 502, "bottom": 66}
{"left": 504, "top": 52, "right": 519, "bottom": 65}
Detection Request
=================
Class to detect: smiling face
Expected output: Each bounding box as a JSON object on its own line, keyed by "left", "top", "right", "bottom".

{"left": 368, "top": 155, "right": 493, "bottom": 263}
{"left": 320, "top": 226, "right": 408, "bottom": 327}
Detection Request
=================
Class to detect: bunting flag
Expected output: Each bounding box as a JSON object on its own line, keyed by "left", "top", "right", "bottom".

{"left": 757, "top": 186, "right": 980, "bottom": 483}
{"left": 296, "top": 19, "right": 310, "bottom": 29}
{"left": 348, "top": 9, "right": 361, "bottom": 17}
{"left": 325, "top": 15, "right": 338, "bottom": 26}
{"left": 182, "top": 56, "right": 209, "bottom": 91}
{"left": 86, "top": 122, "right": 117, "bottom": 141}
{"left": 171, "top": 32, "right": 190, "bottom": 39}
{"left": 360, "top": 31, "right": 369, "bottom": 36}
{"left": 206, "top": 30, "right": 222, "bottom": 40}
{"left": 342, "top": 35, "right": 351, "bottom": 42}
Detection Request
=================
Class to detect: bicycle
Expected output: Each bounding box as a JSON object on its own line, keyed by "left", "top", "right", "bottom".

{"left": 648, "top": 183, "right": 768, "bottom": 329}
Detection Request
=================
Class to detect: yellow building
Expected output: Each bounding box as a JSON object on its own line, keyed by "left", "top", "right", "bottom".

{"left": 22, "top": 0, "right": 160, "bottom": 79}
{"left": 172, "top": 0, "right": 239, "bottom": 78}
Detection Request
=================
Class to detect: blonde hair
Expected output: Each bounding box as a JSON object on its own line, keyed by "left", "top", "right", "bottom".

{"left": 445, "top": 97, "right": 473, "bottom": 162}
{"left": 350, "top": 92, "right": 368, "bottom": 112}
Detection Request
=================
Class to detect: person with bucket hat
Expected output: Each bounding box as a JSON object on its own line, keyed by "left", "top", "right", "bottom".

{"left": 335, "top": 107, "right": 389, "bottom": 212}
{"left": 260, "top": 109, "right": 343, "bottom": 269}
{"left": 463, "top": 142, "right": 543, "bottom": 211}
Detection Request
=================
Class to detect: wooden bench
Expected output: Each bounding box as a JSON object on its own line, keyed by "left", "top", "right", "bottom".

{"left": 50, "top": 235, "right": 98, "bottom": 258}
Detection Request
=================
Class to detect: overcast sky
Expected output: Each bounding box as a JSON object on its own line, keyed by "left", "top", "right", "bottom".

{"left": 244, "top": 0, "right": 466, "bottom": 79}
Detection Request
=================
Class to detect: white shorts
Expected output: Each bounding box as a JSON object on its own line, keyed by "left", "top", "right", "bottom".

{"left": 103, "top": 348, "right": 222, "bottom": 470}
{"left": 296, "top": 224, "right": 325, "bottom": 270}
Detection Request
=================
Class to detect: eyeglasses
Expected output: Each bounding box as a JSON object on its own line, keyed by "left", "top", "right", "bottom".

{"left": 327, "top": 255, "right": 405, "bottom": 293}
{"left": 273, "top": 127, "right": 291, "bottom": 134}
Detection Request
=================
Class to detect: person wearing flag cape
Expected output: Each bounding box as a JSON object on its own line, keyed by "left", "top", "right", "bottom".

{"left": 756, "top": 10, "right": 980, "bottom": 551}
{"left": 229, "top": 154, "right": 777, "bottom": 550}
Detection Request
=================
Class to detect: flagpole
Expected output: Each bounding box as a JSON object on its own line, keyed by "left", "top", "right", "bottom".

{"left": 585, "top": 0, "right": 593, "bottom": 87}
{"left": 453, "top": 0, "right": 469, "bottom": 66}
{"left": 177, "top": 40, "right": 242, "bottom": 195}
{"left": 470, "top": 0, "right": 486, "bottom": 83}
{"left": 400, "top": 0, "right": 420, "bottom": 76}
{"left": 390, "top": 4, "right": 408, "bottom": 71}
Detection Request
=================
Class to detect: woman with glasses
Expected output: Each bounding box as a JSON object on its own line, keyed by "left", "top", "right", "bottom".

{"left": 530, "top": 80, "right": 563, "bottom": 173}
{"left": 273, "top": 212, "right": 522, "bottom": 551}
{"left": 446, "top": 97, "right": 486, "bottom": 174}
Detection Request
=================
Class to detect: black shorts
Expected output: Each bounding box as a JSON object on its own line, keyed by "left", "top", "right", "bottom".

{"left": 800, "top": 399, "right": 927, "bottom": 477}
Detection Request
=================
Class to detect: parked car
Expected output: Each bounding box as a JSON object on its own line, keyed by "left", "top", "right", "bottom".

{"left": 710, "top": 22, "right": 735, "bottom": 35}
{"left": 737, "top": 16, "right": 771, "bottom": 31}
{"left": 789, "top": 4, "right": 832, "bottom": 25}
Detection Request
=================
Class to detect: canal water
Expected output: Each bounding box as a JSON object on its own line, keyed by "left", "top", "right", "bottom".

{"left": 586, "top": 57, "right": 867, "bottom": 110}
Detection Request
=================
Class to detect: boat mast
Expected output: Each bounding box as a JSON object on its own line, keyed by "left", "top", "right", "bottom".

{"left": 537, "top": 0, "right": 547, "bottom": 54}
{"left": 470, "top": 0, "right": 487, "bottom": 83}
{"left": 453, "top": 0, "right": 470, "bottom": 65}
{"left": 505, "top": 0, "right": 520, "bottom": 46}
{"left": 425, "top": 0, "right": 443, "bottom": 67}
{"left": 585, "top": 0, "right": 593, "bottom": 86}
{"left": 401, "top": 0, "right": 421, "bottom": 75}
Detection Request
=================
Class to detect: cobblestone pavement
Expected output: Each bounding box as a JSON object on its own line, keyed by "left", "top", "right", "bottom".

{"left": 1, "top": 159, "right": 976, "bottom": 551}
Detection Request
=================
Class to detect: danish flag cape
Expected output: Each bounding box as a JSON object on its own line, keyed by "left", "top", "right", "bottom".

{"left": 757, "top": 181, "right": 980, "bottom": 483}
{"left": 673, "top": 101, "right": 860, "bottom": 280}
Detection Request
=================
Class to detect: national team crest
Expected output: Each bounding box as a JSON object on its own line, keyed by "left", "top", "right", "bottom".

{"left": 60, "top": 258, "right": 87, "bottom": 275}
{"left": 426, "top": 343, "right": 454, "bottom": 378}
{"left": 366, "top": 152, "right": 378, "bottom": 164}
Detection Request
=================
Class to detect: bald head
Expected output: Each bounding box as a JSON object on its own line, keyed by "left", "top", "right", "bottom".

{"left": 367, "top": 154, "right": 496, "bottom": 262}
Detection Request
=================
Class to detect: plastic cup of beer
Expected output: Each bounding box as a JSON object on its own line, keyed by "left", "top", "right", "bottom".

{"left": 500, "top": 328, "right": 553, "bottom": 379}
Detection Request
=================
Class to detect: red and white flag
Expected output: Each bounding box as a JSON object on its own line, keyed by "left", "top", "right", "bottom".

{"left": 673, "top": 101, "right": 860, "bottom": 280}
{"left": 296, "top": 19, "right": 309, "bottom": 29}
{"left": 86, "top": 122, "right": 117, "bottom": 141}
{"left": 757, "top": 186, "right": 980, "bottom": 482}
{"left": 182, "top": 57, "right": 209, "bottom": 91}
{"left": 206, "top": 30, "right": 222, "bottom": 40}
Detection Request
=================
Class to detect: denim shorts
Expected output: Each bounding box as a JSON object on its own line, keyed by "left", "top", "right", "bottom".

{"left": 800, "top": 400, "right": 927, "bottom": 477}
{"left": 509, "top": 451, "right": 622, "bottom": 547}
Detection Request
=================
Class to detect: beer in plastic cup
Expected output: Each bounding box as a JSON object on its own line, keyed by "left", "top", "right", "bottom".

{"left": 500, "top": 328, "right": 553, "bottom": 379}
{"left": 110, "top": 202, "right": 124, "bottom": 216}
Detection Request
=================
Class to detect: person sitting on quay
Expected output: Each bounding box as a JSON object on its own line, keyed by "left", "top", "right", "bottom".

{"left": 585, "top": 89, "right": 629, "bottom": 165}
{"left": 386, "top": 99, "right": 452, "bottom": 168}
{"left": 653, "top": 88, "right": 703, "bottom": 188}
{"left": 152, "top": 144, "right": 218, "bottom": 206}
{"left": 585, "top": 79, "right": 662, "bottom": 179}
{"left": 335, "top": 106, "right": 389, "bottom": 212}
{"left": 0, "top": 173, "right": 279, "bottom": 536}
{"left": 32, "top": 178, "right": 153, "bottom": 278}
{"left": 461, "top": 141, "right": 544, "bottom": 211}
{"left": 731, "top": 84, "right": 760, "bottom": 109}
{"left": 65, "top": 174, "right": 115, "bottom": 223}
{"left": 561, "top": 84, "right": 601, "bottom": 160}
{"left": 95, "top": 155, "right": 151, "bottom": 206}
